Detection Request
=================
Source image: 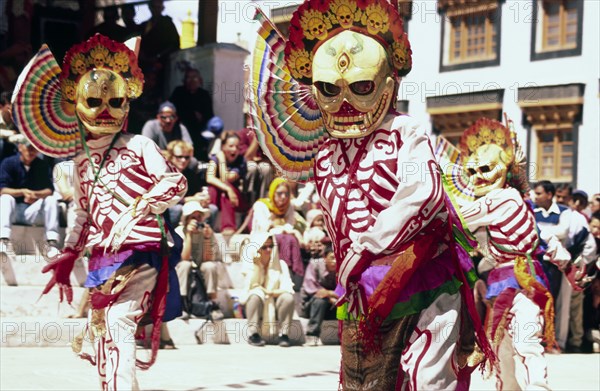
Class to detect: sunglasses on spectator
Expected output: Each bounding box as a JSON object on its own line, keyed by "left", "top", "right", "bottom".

{"left": 261, "top": 244, "right": 274, "bottom": 250}
{"left": 159, "top": 115, "right": 175, "bottom": 120}
{"left": 174, "top": 155, "right": 191, "bottom": 160}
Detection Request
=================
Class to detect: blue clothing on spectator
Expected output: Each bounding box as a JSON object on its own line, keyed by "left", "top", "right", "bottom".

{"left": 0, "top": 154, "right": 54, "bottom": 202}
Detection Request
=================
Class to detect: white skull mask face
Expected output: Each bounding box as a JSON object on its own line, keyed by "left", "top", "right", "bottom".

{"left": 75, "top": 69, "right": 129, "bottom": 136}
{"left": 312, "top": 30, "right": 395, "bottom": 138}
{"left": 465, "top": 144, "right": 510, "bottom": 197}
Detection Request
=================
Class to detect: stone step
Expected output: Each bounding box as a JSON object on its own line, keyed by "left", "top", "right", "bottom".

{"left": 0, "top": 286, "right": 87, "bottom": 318}
{"left": 1, "top": 254, "right": 88, "bottom": 287}
{"left": 1, "top": 316, "right": 339, "bottom": 348}
{"left": 8, "top": 226, "right": 66, "bottom": 255}
{"left": 1, "top": 229, "right": 251, "bottom": 288}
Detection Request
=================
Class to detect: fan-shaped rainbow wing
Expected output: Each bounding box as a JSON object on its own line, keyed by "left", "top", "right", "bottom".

{"left": 12, "top": 44, "right": 80, "bottom": 158}
{"left": 434, "top": 136, "right": 476, "bottom": 206}
{"left": 248, "top": 9, "right": 328, "bottom": 182}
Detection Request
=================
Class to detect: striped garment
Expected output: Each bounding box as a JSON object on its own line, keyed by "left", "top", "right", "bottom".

{"left": 461, "top": 187, "right": 538, "bottom": 263}
{"left": 64, "top": 133, "right": 187, "bottom": 278}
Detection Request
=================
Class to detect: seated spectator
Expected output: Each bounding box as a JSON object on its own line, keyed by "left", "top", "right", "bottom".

{"left": 300, "top": 242, "right": 337, "bottom": 340}
{"left": 0, "top": 135, "right": 60, "bottom": 260}
{"left": 305, "top": 208, "right": 326, "bottom": 232}
{"left": 169, "top": 68, "right": 214, "bottom": 161}
{"left": 204, "top": 116, "right": 225, "bottom": 159}
{"left": 206, "top": 131, "right": 248, "bottom": 235}
{"left": 175, "top": 201, "right": 226, "bottom": 320}
{"left": 141, "top": 101, "right": 192, "bottom": 151}
{"left": 252, "top": 177, "right": 306, "bottom": 243}
{"left": 240, "top": 232, "right": 295, "bottom": 347}
{"left": 237, "top": 127, "right": 274, "bottom": 206}
{"left": 252, "top": 177, "right": 306, "bottom": 286}
{"left": 165, "top": 140, "right": 211, "bottom": 225}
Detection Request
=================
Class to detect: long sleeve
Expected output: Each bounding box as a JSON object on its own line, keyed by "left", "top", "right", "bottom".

{"left": 63, "top": 158, "right": 90, "bottom": 252}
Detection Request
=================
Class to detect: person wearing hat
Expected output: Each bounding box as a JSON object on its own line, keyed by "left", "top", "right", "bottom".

{"left": 0, "top": 134, "right": 60, "bottom": 261}
{"left": 141, "top": 101, "right": 193, "bottom": 151}
{"left": 175, "top": 200, "right": 227, "bottom": 320}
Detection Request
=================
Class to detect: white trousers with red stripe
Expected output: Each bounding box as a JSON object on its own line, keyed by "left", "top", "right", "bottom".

{"left": 93, "top": 263, "right": 157, "bottom": 391}
{"left": 495, "top": 292, "right": 550, "bottom": 391}
{"left": 397, "top": 292, "right": 465, "bottom": 391}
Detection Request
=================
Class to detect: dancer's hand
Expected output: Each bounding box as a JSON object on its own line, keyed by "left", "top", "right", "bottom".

{"left": 41, "top": 248, "right": 79, "bottom": 304}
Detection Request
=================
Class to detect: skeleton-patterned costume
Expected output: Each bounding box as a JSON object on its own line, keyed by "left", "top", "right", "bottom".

{"left": 12, "top": 35, "right": 187, "bottom": 390}
{"left": 248, "top": 1, "right": 492, "bottom": 389}
{"left": 448, "top": 118, "right": 555, "bottom": 390}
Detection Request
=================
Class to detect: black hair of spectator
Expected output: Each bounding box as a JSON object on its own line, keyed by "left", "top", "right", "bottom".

{"left": 572, "top": 192, "right": 589, "bottom": 208}
{"left": 220, "top": 130, "right": 240, "bottom": 143}
{"left": 535, "top": 180, "right": 555, "bottom": 196}
{"left": 0, "top": 91, "right": 11, "bottom": 105}
{"left": 556, "top": 183, "right": 572, "bottom": 195}
{"left": 592, "top": 211, "right": 600, "bottom": 222}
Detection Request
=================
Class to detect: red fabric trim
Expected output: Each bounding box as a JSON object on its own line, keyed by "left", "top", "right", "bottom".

{"left": 135, "top": 254, "right": 169, "bottom": 370}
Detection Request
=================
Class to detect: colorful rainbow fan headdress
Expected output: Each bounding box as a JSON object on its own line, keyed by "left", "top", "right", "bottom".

{"left": 60, "top": 34, "right": 144, "bottom": 103}
{"left": 12, "top": 34, "right": 143, "bottom": 158}
{"left": 284, "top": 0, "right": 412, "bottom": 85}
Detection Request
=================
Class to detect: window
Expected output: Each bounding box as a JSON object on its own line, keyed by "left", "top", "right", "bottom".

{"left": 449, "top": 11, "right": 497, "bottom": 63}
{"left": 537, "top": 130, "right": 573, "bottom": 182}
{"left": 542, "top": 0, "right": 578, "bottom": 50}
{"left": 439, "top": 1, "right": 501, "bottom": 72}
{"left": 531, "top": 0, "right": 583, "bottom": 60}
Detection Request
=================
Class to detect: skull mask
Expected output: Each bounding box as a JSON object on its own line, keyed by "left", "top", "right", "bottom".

{"left": 465, "top": 144, "right": 511, "bottom": 197}
{"left": 75, "top": 69, "right": 129, "bottom": 136}
{"left": 312, "top": 30, "right": 395, "bottom": 138}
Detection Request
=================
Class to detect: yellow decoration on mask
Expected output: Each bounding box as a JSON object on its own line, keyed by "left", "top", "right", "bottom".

{"left": 361, "top": 3, "right": 389, "bottom": 35}
{"left": 300, "top": 10, "right": 332, "bottom": 41}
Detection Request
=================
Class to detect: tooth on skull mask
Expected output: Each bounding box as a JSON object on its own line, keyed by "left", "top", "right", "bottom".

{"left": 311, "top": 31, "right": 395, "bottom": 138}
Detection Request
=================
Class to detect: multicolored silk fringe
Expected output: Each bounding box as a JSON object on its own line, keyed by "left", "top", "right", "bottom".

{"left": 513, "top": 256, "right": 557, "bottom": 348}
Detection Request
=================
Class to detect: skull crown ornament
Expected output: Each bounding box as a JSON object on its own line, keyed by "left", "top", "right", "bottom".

{"left": 60, "top": 34, "right": 144, "bottom": 136}
{"left": 285, "top": 0, "right": 412, "bottom": 138}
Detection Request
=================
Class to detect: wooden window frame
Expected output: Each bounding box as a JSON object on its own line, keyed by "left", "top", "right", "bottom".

{"left": 449, "top": 11, "right": 496, "bottom": 64}
{"left": 536, "top": 128, "right": 573, "bottom": 183}
{"left": 541, "top": 0, "right": 578, "bottom": 51}
{"left": 531, "top": 0, "right": 583, "bottom": 61}
{"left": 439, "top": 3, "right": 501, "bottom": 72}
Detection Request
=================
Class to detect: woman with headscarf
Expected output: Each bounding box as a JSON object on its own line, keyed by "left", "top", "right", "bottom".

{"left": 251, "top": 178, "right": 306, "bottom": 284}
{"left": 239, "top": 232, "right": 295, "bottom": 347}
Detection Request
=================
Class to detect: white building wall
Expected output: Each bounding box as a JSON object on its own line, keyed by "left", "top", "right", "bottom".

{"left": 403, "top": 0, "right": 599, "bottom": 193}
